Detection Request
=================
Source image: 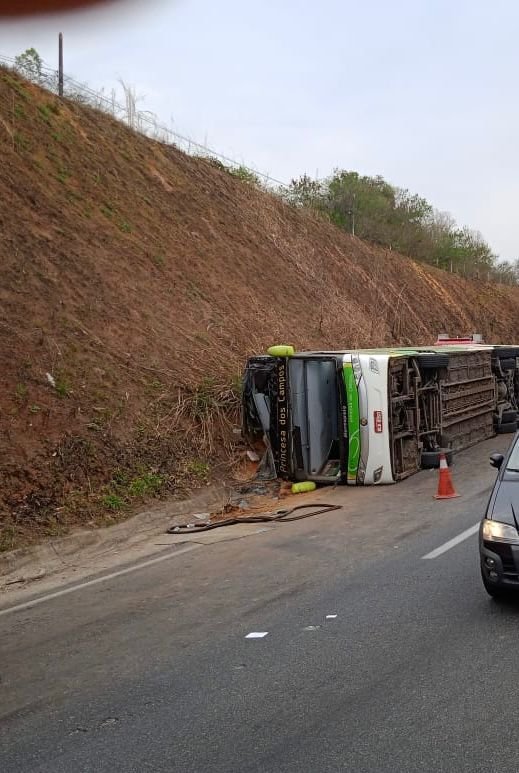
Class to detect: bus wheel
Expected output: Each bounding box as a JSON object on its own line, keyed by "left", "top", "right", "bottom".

{"left": 420, "top": 449, "right": 453, "bottom": 469}
{"left": 497, "top": 358, "right": 517, "bottom": 372}
{"left": 493, "top": 347, "right": 519, "bottom": 359}
{"left": 416, "top": 353, "right": 449, "bottom": 369}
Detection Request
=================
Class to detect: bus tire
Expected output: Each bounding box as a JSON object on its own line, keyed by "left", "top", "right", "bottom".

{"left": 497, "top": 358, "right": 517, "bottom": 372}
{"left": 420, "top": 449, "right": 454, "bottom": 469}
{"left": 497, "top": 421, "right": 518, "bottom": 434}
{"left": 493, "top": 347, "right": 519, "bottom": 359}
{"left": 416, "top": 353, "right": 449, "bottom": 370}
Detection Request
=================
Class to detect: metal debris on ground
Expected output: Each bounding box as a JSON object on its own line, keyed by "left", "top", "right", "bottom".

{"left": 166, "top": 503, "right": 342, "bottom": 534}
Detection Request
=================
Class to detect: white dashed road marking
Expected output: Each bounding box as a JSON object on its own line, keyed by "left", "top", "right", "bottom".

{"left": 245, "top": 632, "right": 269, "bottom": 639}
{"left": 421, "top": 523, "right": 480, "bottom": 559}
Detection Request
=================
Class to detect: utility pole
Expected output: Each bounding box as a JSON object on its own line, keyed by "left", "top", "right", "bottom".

{"left": 58, "top": 32, "right": 63, "bottom": 97}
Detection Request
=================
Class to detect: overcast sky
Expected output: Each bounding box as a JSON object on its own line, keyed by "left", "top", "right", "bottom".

{"left": 2, "top": 0, "right": 518, "bottom": 259}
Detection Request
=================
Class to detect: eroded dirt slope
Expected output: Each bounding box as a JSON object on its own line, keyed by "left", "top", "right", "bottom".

{"left": 1, "top": 66, "right": 518, "bottom": 548}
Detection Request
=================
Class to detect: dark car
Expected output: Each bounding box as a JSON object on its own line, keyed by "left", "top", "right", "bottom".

{"left": 480, "top": 433, "right": 519, "bottom": 598}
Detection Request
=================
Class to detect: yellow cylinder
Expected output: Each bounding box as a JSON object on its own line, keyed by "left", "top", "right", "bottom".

{"left": 267, "top": 345, "right": 295, "bottom": 357}
{"left": 291, "top": 481, "right": 317, "bottom": 494}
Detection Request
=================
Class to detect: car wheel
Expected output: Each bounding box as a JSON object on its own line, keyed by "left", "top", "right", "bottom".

{"left": 420, "top": 449, "right": 454, "bottom": 469}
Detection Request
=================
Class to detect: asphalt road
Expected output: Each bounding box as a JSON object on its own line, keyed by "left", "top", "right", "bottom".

{"left": 2, "top": 437, "right": 518, "bottom": 773}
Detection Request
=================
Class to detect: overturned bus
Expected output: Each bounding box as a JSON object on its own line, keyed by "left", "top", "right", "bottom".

{"left": 242, "top": 343, "right": 519, "bottom": 485}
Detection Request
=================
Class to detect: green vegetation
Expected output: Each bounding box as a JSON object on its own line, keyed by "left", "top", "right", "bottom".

{"left": 285, "top": 171, "right": 518, "bottom": 284}
{"left": 56, "top": 167, "right": 70, "bottom": 184}
{"left": 14, "top": 48, "right": 43, "bottom": 83}
{"left": 191, "top": 377, "right": 219, "bottom": 419}
{"left": 128, "top": 472, "right": 164, "bottom": 498}
{"left": 14, "top": 131, "right": 30, "bottom": 152}
{"left": 227, "top": 165, "right": 262, "bottom": 186}
{"left": 205, "top": 156, "right": 227, "bottom": 172}
{"left": 231, "top": 373, "right": 243, "bottom": 396}
{"left": 185, "top": 459, "right": 210, "bottom": 481}
{"left": 102, "top": 493, "right": 125, "bottom": 511}
{"left": 100, "top": 203, "right": 114, "bottom": 220}
{"left": 15, "top": 383, "right": 28, "bottom": 402}
{"left": 100, "top": 471, "right": 165, "bottom": 514}
{"left": 55, "top": 376, "right": 71, "bottom": 398}
{"left": 38, "top": 104, "right": 53, "bottom": 122}
{"left": 3, "top": 72, "right": 30, "bottom": 100}
{"left": 152, "top": 253, "right": 165, "bottom": 267}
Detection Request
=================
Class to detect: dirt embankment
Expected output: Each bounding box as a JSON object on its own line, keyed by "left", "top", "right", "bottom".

{"left": 1, "top": 66, "right": 518, "bottom": 549}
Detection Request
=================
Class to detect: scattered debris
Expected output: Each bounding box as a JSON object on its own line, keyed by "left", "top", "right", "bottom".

{"left": 166, "top": 503, "right": 342, "bottom": 534}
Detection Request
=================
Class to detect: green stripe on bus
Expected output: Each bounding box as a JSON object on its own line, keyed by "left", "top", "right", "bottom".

{"left": 343, "top": 364, "right": 360, "bottom": 480}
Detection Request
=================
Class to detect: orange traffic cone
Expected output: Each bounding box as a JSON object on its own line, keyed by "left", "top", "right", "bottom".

{"left": 434, "top": 453, "right": 460, "bottom": 499}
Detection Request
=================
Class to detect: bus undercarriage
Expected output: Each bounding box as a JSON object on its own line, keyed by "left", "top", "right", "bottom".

{"left": 243, "top": 345, "right": 519, "bottom": 485}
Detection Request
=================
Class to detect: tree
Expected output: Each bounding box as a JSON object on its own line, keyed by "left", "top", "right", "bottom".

{"left": 324, "top": 171, "right": 396, "bottom": 243}
{"left": 492, "top": 260, "right": 518, "bottom": 285}
{"left": 392, "top": 188, "right": 434, "bottom": 260}
{"left": 286, "top": 174, "right": 325, "bottom": 209}
{"left": 14, "top": 48, "right": 43, "bottom": 83}
{"left": 285, "top": 168, "right": 499, "bottom": 280}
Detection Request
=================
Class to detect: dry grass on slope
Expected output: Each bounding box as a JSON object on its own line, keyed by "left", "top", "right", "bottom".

{"left": 1, "top": 66, "right": 518, "bottom": 549}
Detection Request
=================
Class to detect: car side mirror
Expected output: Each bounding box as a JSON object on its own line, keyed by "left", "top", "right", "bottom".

{"left": 490, "top": 453, "right": 504, "bottom": 469}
